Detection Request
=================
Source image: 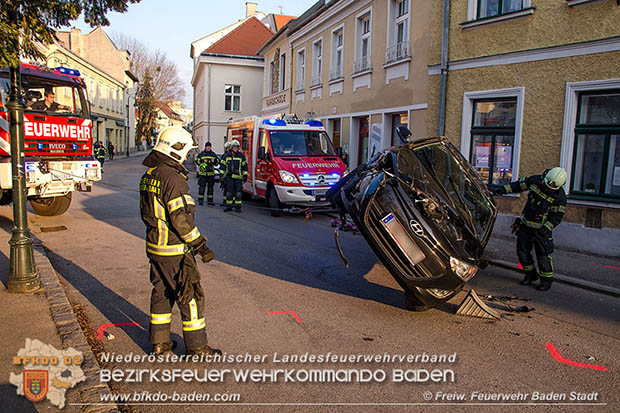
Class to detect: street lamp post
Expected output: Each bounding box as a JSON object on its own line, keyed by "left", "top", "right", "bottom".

{"left": 125, "top": 89, "right": 137, "bottom": 157}
{"left": 7, "top": 61, "right": 39, "bottom": 293}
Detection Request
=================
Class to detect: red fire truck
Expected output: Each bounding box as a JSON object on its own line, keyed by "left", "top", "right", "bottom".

{"left": 226, "top": 116, "right": 347, "bottom": 216}
{"left": 0, "top": 64, "right": 101, "bottom": 215}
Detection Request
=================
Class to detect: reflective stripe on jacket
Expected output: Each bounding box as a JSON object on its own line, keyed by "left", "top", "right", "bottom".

{"left": 221, "top": 151, "right": 248, "bottom": 180}
{"left": 195, "top": 149, "right": 219, "bottom": 176}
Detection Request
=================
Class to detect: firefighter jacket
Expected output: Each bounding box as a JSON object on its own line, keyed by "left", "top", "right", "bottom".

{"left": 498, "top": 174, "right": 567, "bottom": 232}
{"left": 140, "top": 151, "right": 207, "bottom": 258}
{"left": 195, "top": 149, "right": 219, "bottom": 177}
{"left": 221, "top": 151, "right": 248, "bottom": 180}
{"left": 95, "top": 146, "right": 106, "bottom": 159}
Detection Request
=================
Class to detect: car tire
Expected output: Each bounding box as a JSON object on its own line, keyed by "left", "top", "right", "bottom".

{"left": 268, "top": 188, "right": 281, "bottom": 217}
{"left": 29, "top": 193, "right": 72, "bottom": 216}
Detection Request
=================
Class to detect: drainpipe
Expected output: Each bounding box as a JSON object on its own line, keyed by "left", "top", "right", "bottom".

{"left": 437, "top": 0, "right": 450, "bottom": 136}
{"left": 207, "top": 63, "right": 212, "bottom": 142}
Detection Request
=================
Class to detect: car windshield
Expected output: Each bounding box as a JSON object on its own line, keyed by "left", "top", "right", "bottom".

{"left": 269, "top": 130, "right": 337, "bottom": 157}
{"left": 397, "top": 142, "right": 495, "bottom": 242}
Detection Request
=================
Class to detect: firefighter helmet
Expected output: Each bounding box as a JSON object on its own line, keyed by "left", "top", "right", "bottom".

{"left": 224, "top": 141, "right": 231, "bottom": 149}
{"left": 231, "top": 139, "right": 240, "bottom": 147}
{"left": 205, "top": 141, "right": 212, "bottom": 148}
{"left": 153, "top": 126, "right": 197, "bottom": 163}
{"left": 543, "top": 167, "right": 567, "bottom": 190}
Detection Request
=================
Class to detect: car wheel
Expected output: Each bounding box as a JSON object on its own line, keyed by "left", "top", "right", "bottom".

{"left": 268, "top": 188, "right": 281, "bottom": 217}
{"left": 29, "top": 193, "right": 72, "bottom": 216}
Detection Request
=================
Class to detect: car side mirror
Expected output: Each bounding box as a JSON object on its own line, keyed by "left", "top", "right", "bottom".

{"left": 258, "top": 146, "right": 266, "bottom": 160}
{"left": 396, "top": 126, "right": 412, "bottom": 144}
{"left": 336, "top": 146, "right": 343, "bottom": 157}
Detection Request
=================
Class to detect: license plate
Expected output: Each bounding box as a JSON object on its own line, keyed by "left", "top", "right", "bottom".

{"left": 316, "top": 195, "right": 327, "bottom": 202}
{"left": 380, "top": 213, "right": 425, "bottom": 266}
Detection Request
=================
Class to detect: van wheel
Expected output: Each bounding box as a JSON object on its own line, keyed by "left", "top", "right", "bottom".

{"left": 268, "top": 188, "right": 281, "bottom": 217}
{"left": 29, "top": 193, "right": 72, "bottom": 216}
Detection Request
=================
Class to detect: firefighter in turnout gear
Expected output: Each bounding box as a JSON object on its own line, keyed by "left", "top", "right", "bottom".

{"left": 220, "top": 141, "right": 232, "bottom": 206}
{"left": 139, "top": 126, "right": 220, "bottom": 356}
{"left": 195, "top": 142, "right": 219, "bottom": 205}
{"left": 94, "top": 142, "right": 107, "bottom": 172}
{"left": 221, "top": 139, "right": 248, "bottom": 212}
{"left": 489, "top": 167, "right": 567, "bottom": 291}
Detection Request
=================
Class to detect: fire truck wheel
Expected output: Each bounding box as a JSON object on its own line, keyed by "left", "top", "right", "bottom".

{"left": 0, "top": 190, "right": 12, "bottom": 206}
{"left": 268, "top": 188, "right": 281, "bottom": 217}
{"left": 29, "top": 193, "right": 72, "bottom": 216}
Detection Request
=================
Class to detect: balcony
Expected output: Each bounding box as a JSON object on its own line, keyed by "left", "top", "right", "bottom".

{"left": 385, "top": 41, "right": 410, "bottom": 64}
{"left": 353, "top": 56, "right": 371, "bottom": 74}
{"left": 329, "top": 65, "right": 343, "bottom": 81}
{"left": 310, "top": 74, "right": 322, "bottom": 88}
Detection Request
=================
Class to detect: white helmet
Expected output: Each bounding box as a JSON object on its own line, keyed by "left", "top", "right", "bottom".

{"left": 231, "top": 139, "right": 240, "bottom": 147}
{"left": 224, "top": 141, "right": 231, "bottom": 149}
{"left": 153, "top": 127, "right": 197, "bottom": 163}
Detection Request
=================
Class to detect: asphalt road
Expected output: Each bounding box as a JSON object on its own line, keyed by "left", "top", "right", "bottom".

{"left": 18, "top": 155, "right": 620, "bottom": 412}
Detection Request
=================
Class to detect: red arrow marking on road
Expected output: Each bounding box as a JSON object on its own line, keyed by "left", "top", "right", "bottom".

{"left": 96, "top": 322, "right": 141, "bottom": 340}
{"left": 604, "top": 265, "right": 620, "bottom": 270}
{"left": 545, "top": 343, "right": 606, "bottom": 371}
{"left": 268, "top": 311, "right": 302, "bottom": 323}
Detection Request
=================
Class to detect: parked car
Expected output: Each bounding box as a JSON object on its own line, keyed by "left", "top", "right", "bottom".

{"left": 327, "top": 127, "right": 497, "bottom": 310}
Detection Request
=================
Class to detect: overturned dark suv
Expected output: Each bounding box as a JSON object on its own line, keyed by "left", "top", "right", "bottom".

{"left": 328, "top": 128, "right": 497, "bottom": 310}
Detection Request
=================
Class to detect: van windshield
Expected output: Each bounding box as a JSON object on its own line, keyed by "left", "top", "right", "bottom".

{"left": 269, "top": 130, "right": 337, "bottom": 157}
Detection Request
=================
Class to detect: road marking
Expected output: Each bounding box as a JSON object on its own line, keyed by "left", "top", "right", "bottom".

{"left": 545, "top": 343, "right": 606, "bottom": 371}
{"left": 268, "top": 311, "right": 302, "bottom": 323}
{"left": 604, "top": 265, "right": 620, "bottom": 270}
{"left": 96, "top": 322, "right": 141, "bottom": 340}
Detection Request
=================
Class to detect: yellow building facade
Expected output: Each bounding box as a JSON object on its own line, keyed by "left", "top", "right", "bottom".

{"left": 427, "top": 0, "right": 620, "bottom": 231}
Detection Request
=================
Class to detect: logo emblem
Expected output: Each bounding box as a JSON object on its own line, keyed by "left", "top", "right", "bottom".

{"left": 409, "top": 220, "right": 424, "bottom": 237}
{"left": 317, "top": 175, "right": 325, "bottom": 184}
{"left": 24, "top": 370, "right": 48, "bottom": 402}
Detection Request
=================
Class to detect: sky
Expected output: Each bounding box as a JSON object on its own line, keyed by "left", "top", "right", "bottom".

{"left": 68, "top": 0, "right": 317, "bottom": 108}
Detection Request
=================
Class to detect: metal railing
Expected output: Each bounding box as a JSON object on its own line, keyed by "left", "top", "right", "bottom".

{"left": 385, "top": 41, "right": 410, "bottom": 64}
{"left": 310, "top": 74, "right": 322, "bottom": 88}
{"left": 353, "top": 56, "right": 371, "bottom": 74}
{"left": 295, "top": 79, "right": 305, "bottom": 92}
{"left": 329, "top": 65, "right": 343, "bottom": 81}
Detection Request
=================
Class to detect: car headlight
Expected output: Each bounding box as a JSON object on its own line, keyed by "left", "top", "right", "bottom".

{"left": 279, "top": 170, "right": 299, "bottom": 184}
{"left": 450, "top": 257, "right": 478, "bottom": 281}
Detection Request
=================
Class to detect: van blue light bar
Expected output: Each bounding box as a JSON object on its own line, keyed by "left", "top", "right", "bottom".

{"left": 305, "top": 120, "right": 323, "bottom": 127}
{"left": 263, "top": 118, "right": 287, "bottom": 126}
{"left": 55, "top": 67, "right": 81, "bottom": 77}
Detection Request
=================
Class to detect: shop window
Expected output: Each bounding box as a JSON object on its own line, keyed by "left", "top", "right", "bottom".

{"left": 570, "top": 90, "right": 620, "bottom": 200}
{"left": 469, "top": 98, "right": 517, "bottom": 185}
{"left": 391, "top": 113, "right": 409, "bottom": 146}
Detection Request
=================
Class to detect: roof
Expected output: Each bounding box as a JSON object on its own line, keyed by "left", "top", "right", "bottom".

{"left": 273, "top": 15, "right": 296, "bottom": 31}
{"left": 204, "top": 17, "right": 274, "bottom": 57}
{"left": 256, "top": 20, "right": 293, "bottom": 56}
{"left": 155, "top": 101, "right": 182, "bottom": 122}
{"left": 288, "top": 1, "right": 338, "bottom": 35}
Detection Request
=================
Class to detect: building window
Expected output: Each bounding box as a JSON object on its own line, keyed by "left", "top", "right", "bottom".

{"left": 225, "top": 85, "right": 241, "bottom": 111}
{"left": 469, "top": 98, "right": 517, "bottom": 185}
{"left": 312, "top": 40, "right": 322, "bottom": 88}
{"left": 391, "top": 112, "right": 409, "bottom": 146}
{"left": 330, "top": 29, "right": 344, "bottom": 81}
{"left": 296, "top": 49, "right": 305, "bottom": 91}
{"left": 387, "top": 0, "right": 410, "bottom": 63}
{"left": 354, "top": 12, "right": 372, "bottom": 74}
{"left": 476, "top": 0, "right": 527, "bottom": 19}
{"left": 97, "top": 83, "right": 103, "bottom": 108}
{"left": 279, "top": 53, "right": 286, "bottom": 91}
{"left": 570, "top": 90, "right": 620, "bottom": 200}
{"left": 270, "top": 60, "right": 277, "bottom": 95}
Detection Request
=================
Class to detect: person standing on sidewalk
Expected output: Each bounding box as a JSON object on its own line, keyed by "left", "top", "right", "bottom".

{"left": 139, "top": 126, "right": 220, "bottom": 356}
{"left": 488, "top": 167, "right": 567, "bottom": 291}
{"left": 108, "top": 142, "right": 115, "bottom": 161}
{"left": 221, "top": 139, "right": 247, "bottom": 213}
{"left": 194, "top": 142, "right": 219, "bottom": 205}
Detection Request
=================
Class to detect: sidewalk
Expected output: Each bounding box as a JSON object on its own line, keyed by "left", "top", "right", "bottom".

{"left": 0, "top": 209, "right": 114, "bottom": 412}
{"left": 485, "top": 234, "right": 620, "bottom": 293}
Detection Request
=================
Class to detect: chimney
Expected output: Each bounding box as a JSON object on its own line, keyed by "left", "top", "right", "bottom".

{"left": 69, "top": 28, "right": 82, "bottom": 55}
{"left": 245, "top": 2, "right": 258, "bottom": 17}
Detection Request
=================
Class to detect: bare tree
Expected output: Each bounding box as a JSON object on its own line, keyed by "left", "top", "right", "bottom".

{"left": 111, "top": 32, "right": 185, "bottom": 102}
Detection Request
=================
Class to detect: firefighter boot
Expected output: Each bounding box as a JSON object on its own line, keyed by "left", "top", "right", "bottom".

{"left": 520, "top": 270, "right": 539, "bottom": 285}
{"left": 186, "top": 345, "right": 222, "bottom": 357}
{"left": 537, "top": 277, "right": 553, "bottom": 291}
{"left": 198, "top": 199, "right": 204, "bottom": 206}
{"left": 224, "top": 206, "right": 233, "bottom": 212}
{"left": 235, "top": 207, "right": 241, "bottom": 213}
{"left": 151, "top": 341, "right": 176, "bottom": 356}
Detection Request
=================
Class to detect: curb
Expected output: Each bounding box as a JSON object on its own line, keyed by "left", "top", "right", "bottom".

{"left": 32, "top": 239, "right": 118, "bottom": 412}
{"left": 488, "top": 258, "right": 620, "bottom": 298}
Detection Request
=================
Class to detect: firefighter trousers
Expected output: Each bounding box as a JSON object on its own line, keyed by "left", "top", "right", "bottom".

{"left": 516, "top": 227, "right": 554, "bottom": 278}
{"left": 197, "top": 175, "right": 215, "bottom": 204}
{"left": 148, "top": 256, "right": 207, "bottom": 349}
{"left": 226, "top": 178, "right": 243, "bottom": 207}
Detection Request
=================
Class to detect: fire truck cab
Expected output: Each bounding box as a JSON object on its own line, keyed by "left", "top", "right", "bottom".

{"left": 226, "top": 116, "right": 347, "bottom": 215}
{"left": 0, "top": 64, "right": 101, "bottom": 215}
